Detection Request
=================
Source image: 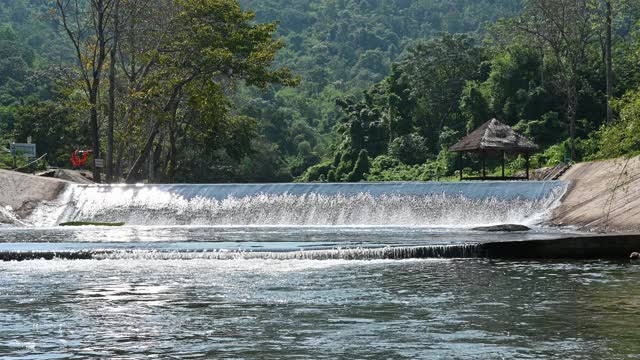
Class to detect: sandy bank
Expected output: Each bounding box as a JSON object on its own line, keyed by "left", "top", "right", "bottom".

{"left": 553, "top": 156, "right": 640, "bottom": 232}
{"left": 0, "top": 170, "right": 69, "bottom": 220}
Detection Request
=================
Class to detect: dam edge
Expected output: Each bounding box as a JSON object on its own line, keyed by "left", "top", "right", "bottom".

{"left": 1, "top": 234, "right": 639, "bottom": 261}
{"left": 2, "top": 155, "right": 640, "bottom": 260}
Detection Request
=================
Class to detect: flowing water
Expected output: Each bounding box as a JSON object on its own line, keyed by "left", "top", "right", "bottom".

{"left": 2, "top": 181, "right": 639, "bottom": 358}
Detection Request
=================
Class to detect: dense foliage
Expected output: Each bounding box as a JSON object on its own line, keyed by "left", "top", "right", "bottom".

{"left": 1, "top": 0, "right": 640, "bottom": 183}
{"left": 236, "top": 0, "right": 523, "bottom": 180}
{"left": 300, "top": 0, "right": 640, "bottom": 182}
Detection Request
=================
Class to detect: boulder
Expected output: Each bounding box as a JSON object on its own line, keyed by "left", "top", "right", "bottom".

{"left": 37, "top": 169, "right": 94, "bottom": 184}
{"left": 0, "top": 169, "right": 68, "bottom": 218}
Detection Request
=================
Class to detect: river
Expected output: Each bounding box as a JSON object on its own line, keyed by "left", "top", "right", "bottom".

{"left": 1, "top": 182, "right": 637, "bottom": 359}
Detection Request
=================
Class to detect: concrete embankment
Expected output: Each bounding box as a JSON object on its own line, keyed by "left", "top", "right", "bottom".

{"left": 479, "top": 234, "right": 640, "bottom": 259}
{"left": 553, "top": 156, "right": 640, "bottom": 232}
{"left": 0, "top": 170, "right": 69, "bottom": 222}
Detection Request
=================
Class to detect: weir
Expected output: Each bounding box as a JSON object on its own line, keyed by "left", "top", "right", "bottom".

{"left": 3, "top": 233, "right": 640, "bottom": 261}
{"left": 34, "top": 181, "right": 568, "bottom": 227}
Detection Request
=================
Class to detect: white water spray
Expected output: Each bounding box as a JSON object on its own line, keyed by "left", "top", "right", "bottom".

{"left": 29, "top": 182, "right": 567, "bottom": 227}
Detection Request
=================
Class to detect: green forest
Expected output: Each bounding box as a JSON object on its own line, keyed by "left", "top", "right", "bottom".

{"left": 1, "top": 0, "right": 639, "bottom": 183}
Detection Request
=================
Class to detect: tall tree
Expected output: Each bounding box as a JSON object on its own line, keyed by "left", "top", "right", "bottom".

{"left": 605, "top": 0, "right": 614, "bottom": 124}
{"left": 112, "top": 0, "right": 169, "bottom": 180}
{"left": 123, "top": 0, "right": 296, "bottom": 182}
{"left": 508, "top": 0, "right": 599, "bottom": 160}
{"left": 106, "top": 0, "right": 121, "bottom": 183}
{"left": 399, "top": 34, "right": 485, "bottom": 150}
{"left": 54, "top": 0, "right": 118, "bottom": 182}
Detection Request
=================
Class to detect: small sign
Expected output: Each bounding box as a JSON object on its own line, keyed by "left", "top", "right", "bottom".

{"left": 94, "top": 159, "right": 105, "bottom": 168}
{"left": 10, "top": 143, "right": 36, "bottom": 158}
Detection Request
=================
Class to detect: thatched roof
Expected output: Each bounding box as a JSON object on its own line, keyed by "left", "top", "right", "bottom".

{"left": 449, "top": 119, "right": 538, "bottom": 153}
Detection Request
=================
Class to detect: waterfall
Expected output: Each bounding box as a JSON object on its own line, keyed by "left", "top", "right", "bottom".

{"left": 0, "top": 244, "right": 482, "bottom": 261}
{"left": 31, "top": 181, "right": 567, "bottom": 227}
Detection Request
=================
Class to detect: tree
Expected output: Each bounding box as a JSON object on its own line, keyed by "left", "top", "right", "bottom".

{"left": 123, "top": 0, "right": 296, "bottom": 182}
{"left": 13, "top": 101, "right": 82, "bottom": 166}
{"left": 399, "top": 34, "right": 486, "bottom": 150}
{"left": 347, "top": 149, "right": 370, "bottom": 182}
{"left": 605, "top": 0, "right": 614, "bottom": 124}
{"left": 111, "top": 0, "right": 172, "bottom": 181}
{"left": 506, "top": 0, "right": 600, "bottom": 160}
{"left": 597, "top": 88, "right": 640, "bottom": 158}
{"left": 54, "top": 0, "right": 119, "bottom": 182}
{"left": 459, "top": 81, "right": 490, "bottom": 133}
{"left": 106, "top": 0, "right": 121, "bottom": 183}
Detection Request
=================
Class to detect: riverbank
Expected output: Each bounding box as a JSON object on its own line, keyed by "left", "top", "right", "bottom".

{"left": 553, "top": 155, "right": 640, "bottom": 233}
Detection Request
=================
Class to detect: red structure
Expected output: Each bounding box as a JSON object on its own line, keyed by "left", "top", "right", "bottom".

{"left": 70, "top": 149, "right": 92, "bottom": 168}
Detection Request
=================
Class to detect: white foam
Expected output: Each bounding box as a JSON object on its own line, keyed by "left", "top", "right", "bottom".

{"left": 29, "top": 182, "right": 567, "bottom": 227}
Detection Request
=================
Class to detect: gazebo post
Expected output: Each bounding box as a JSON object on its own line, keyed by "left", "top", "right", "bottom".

{"left": 525, "top": 152, "right": 530, "bottom": 180}
{"left": 501, "top": 151, "right": 505, "bottom": 180}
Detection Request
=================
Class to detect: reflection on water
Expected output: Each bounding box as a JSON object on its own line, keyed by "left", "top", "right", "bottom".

{"left": 1, "top": 258, "right": 640, "bottom": 359}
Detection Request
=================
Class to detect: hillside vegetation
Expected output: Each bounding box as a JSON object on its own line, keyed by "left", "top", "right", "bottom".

{"left": 0, "top": 0, "right": 639, "bottom": 183}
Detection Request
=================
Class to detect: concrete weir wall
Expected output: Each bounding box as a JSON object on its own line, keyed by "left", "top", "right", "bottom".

{"left": 479, "top": 234, "right": 640, "bottom": 259}
{"left": 1, "top": 155, "right": 640, "bottom": 230}
{"left": 0, "top": 170, "right": 68, "bottom": 220}
{"left": 554, "top": 156, "right": 640, "bottom": 233}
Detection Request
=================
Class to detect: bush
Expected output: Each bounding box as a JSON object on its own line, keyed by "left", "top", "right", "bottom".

{"left": 298, "top": 161, "right": 333, "bottom": 182}
{"left": 530, "top": 142, "right": 570, "bottom": 168}
{"left": 327, "top": 169, "right": 337, "bottom": 182}
{"left": 346, "top": 149, "right": 369, "bottom": 182}
{"left": 595, "top": 89, "right": 640, "bottom": 159}
{"left": 388, "top": 134, "right": 429, "bottom": 165}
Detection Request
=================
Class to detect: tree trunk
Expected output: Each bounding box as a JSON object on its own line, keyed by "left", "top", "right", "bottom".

{"left": 168, "top": 106, "right": 178, "bottom": 183}
{"left": 605, "top": 0, "right": 614, "bottom": 124}
{"left": 55, "top": 0, "right": 113, "bottom": 183}
{"left": 152, "top": 137, "right": 164, "bottom": 183}
{"left": 114, "top": 138, "right": 125, "bottom": 180}
{"left": 126, "top": 119, "right": 161, "bottom": 183}
{"left": 106, "top": 0, "right": 120, "bottom": 183}
{"left": 124, "top": 76, "right": 191, "bottom": 183}
{"left": 89, "top": 89, "right": 102, "bottom": 183}
{"left": 114, "top": 98, "right": 134, "bottom": 180}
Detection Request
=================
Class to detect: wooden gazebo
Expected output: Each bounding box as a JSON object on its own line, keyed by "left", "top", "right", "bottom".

{"left": 448, "top": 118, "right": 538, "bottom": 180}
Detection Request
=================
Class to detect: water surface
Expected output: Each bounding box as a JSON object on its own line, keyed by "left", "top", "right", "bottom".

{"left": 3, "top": 181, "right": 634, "bottom": 358}
{"left": 1, "top": 257, "right": 639, "bottom": 359}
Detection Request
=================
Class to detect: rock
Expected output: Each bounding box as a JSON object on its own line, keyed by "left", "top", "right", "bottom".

{"left": 37, "top": 169, "right": 94, "bottom": 184}
{"left": 472, "top": 224, "right": 531, "bottom": 232}
{"left": 0, "top": 206, "right": 25, "bottom": 226}
{"left": 630, "top": 252, "right": 640, "bottom": 260}
{"left": 0, "top": 170, "right": 68, "bottom": 218}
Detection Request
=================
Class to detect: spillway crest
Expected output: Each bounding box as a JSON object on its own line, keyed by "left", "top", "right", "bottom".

{"left": 31, "top": 182, "right": 567, "bottom": 227}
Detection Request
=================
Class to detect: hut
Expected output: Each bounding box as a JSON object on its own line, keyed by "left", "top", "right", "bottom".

{"left": 448, "top": 118, "right": 538, "bottom": 180}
